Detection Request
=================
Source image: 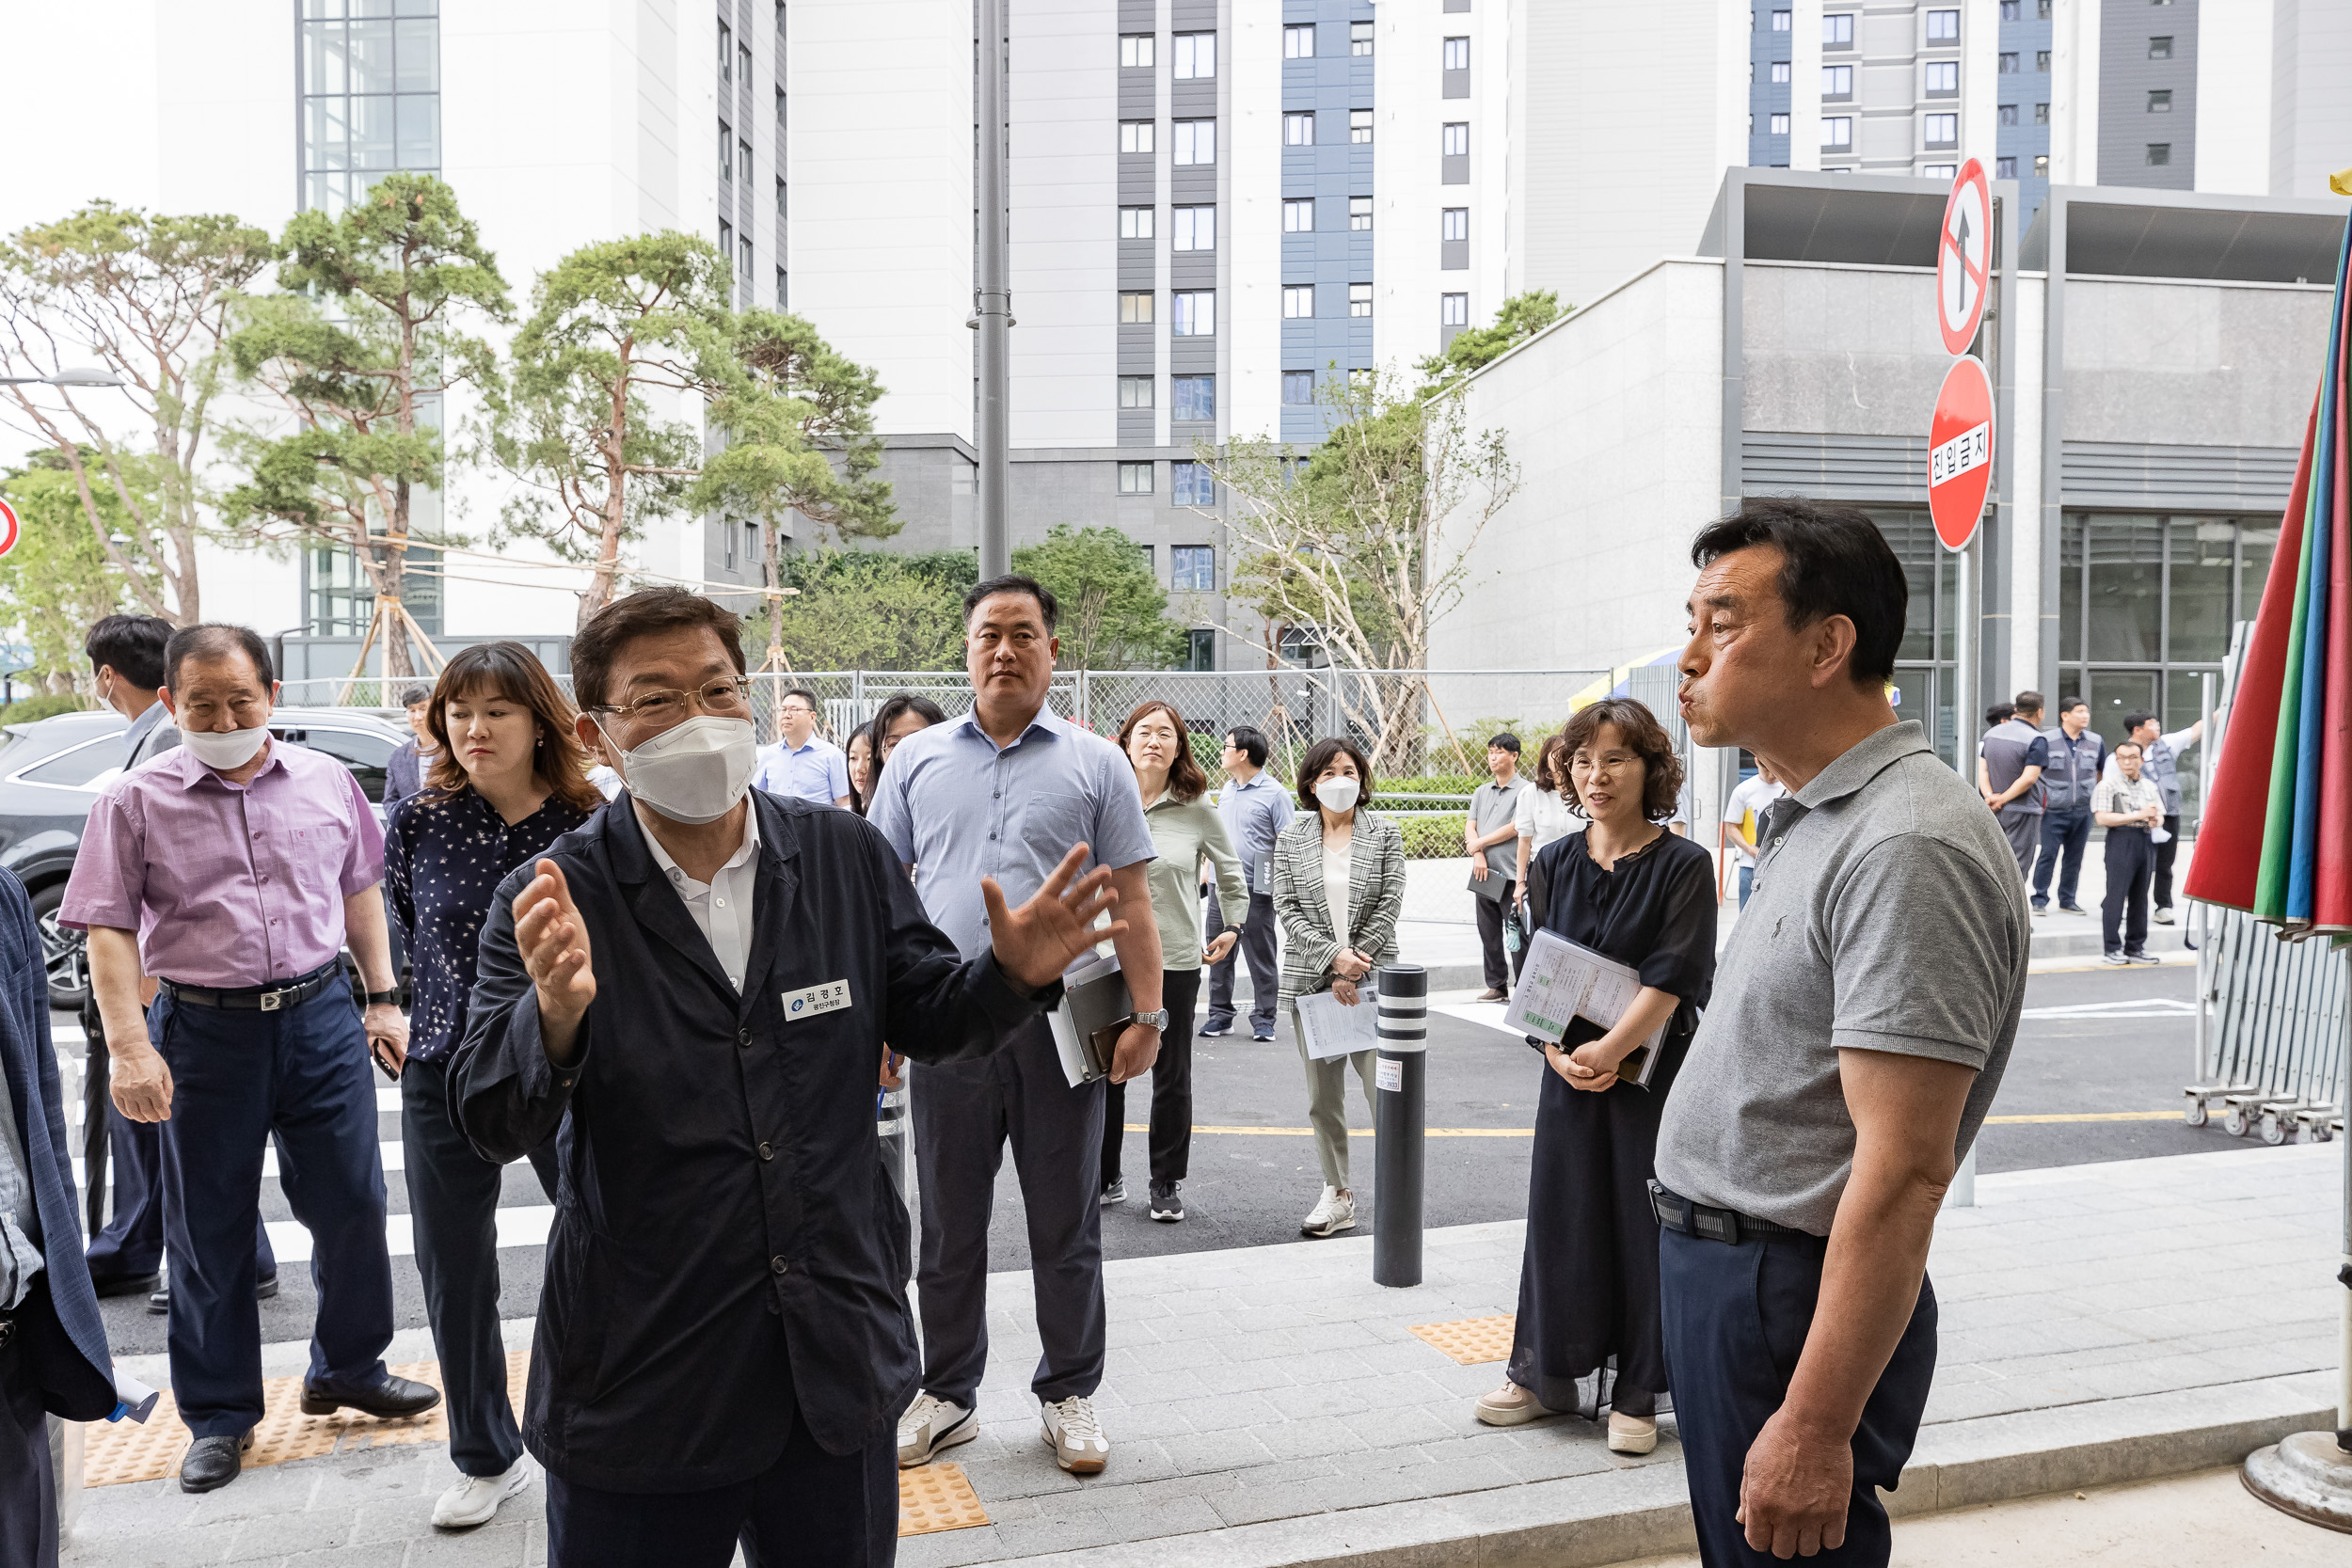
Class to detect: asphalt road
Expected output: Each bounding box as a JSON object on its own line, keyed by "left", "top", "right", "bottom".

{"left": 66, "top": 959, "right": 2261, "bottom": 1354}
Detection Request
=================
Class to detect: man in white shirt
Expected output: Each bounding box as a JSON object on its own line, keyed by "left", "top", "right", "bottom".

{"left": 750, "top": 688, "right": 851, "bottom": 807}
{"left": 1719, "top": 759, "right": 1786, "bottom": 910}
{"left": 2098, "top": 709, "right": 2205, "bottom": 924}
{"left": 2092, "top": 741, "right": 2165, "bottom": 964}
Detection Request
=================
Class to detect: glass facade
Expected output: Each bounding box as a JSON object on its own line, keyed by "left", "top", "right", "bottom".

{"left": 299, "top": 0, "right": 441, "bottom": 215}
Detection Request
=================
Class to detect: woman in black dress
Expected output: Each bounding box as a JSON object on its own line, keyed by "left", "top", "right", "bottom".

{"left": 1472, "top": 697, "right": 1718, "bottom": 1455}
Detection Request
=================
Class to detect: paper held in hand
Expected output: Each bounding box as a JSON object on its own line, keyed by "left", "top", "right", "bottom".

{"left": 1050, "top": 953, "right": 1133, "bottom": 1087}
{"left": 1502, "top": 929, "right": 1665, "bottom": 1089}
{"left": 1296, "top": 984, "right": 1380, "bottom": 1061}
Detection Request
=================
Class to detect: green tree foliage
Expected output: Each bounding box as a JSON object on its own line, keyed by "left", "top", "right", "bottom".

{"left": 746, "top": 548, "right": 975, "bottom": 671}
{"left": 1012, "top": 525, "right": 1189, "bottom": 671}
{"left": 0, "top": 202, "right": 274, "bottom": 623}
{"left": 222, "top": 175, "right": 509, "bottom": 677}
{"left": 0, "top": 449, "right": 165, "bottom": 689}
{"left": 1414, "top": 290, "right": 1567, "bottom": 387}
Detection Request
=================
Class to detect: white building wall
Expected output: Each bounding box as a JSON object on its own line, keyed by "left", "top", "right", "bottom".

{"left": 2045, "top": 0, "right": 2100, "bottom": 186}
{"left": 1375, "top": 0, "right": 1511, "bottom": 369}
{"left": 2009, "top": 272, "right": 2046, "bottom": 696}
{"left": 1790, "top": 0, "right": 1826, "bottom": 173}
{"left": 1009, "top": 0, "right": 1117, "bottom": 450}
{"left": 2193, "top": 0, "right": 2273, "bottom": 196}
{"left": 1226, "top": 0, "right": 1282, "bottom": 443}
{"left": 2270, "top": 0, "right": 2352, "bottom": 200}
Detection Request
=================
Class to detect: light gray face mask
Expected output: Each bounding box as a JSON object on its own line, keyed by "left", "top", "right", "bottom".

{"left": 600, "top": 715, "right": 757, "bottom": 825}
{"left": 1314, "top": 775, "right": 1360, "bottom": 813}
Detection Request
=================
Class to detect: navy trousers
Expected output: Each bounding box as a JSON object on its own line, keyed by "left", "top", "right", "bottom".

{"left": 2030, "top": 806, "right": 2091, "bottom": 909}
{"left": 1659, "top": 1227, "right": 1938, "bottom": 1567}
{"left": 153, "top": 982, "right": 396, "bottom": 1435}
{"left": 83, "top": 1101, "right": 277, "bottom": 1290}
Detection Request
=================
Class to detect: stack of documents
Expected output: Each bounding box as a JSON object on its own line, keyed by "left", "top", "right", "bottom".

{"left": 1502, "top": 929, "right": 1667, "bottom": 1088}
{"left": 1296, "top": 985, "right": 1380, "bottom": 1060}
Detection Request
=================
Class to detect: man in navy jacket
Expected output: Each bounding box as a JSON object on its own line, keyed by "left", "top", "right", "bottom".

{"left": 2, "top": 869, "right": 117, "bottom": 1568}
{"left": 450, "top": 589, "right": 1121, "bottom": 1568}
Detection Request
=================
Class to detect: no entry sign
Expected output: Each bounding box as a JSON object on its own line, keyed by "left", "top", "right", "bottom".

{"left": 1937, "top": 158, "right": 1992, "bottom": 356}
{"left": 1929, "top": 355, "right": 1994, "bottom": 550}
{"left": 0, "top": 498, "right": 18, "bottom": 560}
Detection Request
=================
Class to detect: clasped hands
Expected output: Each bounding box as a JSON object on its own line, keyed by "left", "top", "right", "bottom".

{"left": 1328, "top": 945, "right": 1375, "bottom": 1006}
{"left": 1543, "top": 1037, "right": 1628, "bottom": 1094}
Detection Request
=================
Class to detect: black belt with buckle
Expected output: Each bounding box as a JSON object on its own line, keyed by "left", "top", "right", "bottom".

{"left": 161, "top": 960, "right": 343, "bottom": 1012}
{"left": 1648, "top": 1180, "right": 1808, "bottom": 1245}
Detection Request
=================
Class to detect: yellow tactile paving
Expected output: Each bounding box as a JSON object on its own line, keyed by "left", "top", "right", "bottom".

{"left": 898, "top": 1462, "right": 991, "bottom": 1535}
{"left": 1409, "top": 1314, "right": 1517, "bottom": 1366}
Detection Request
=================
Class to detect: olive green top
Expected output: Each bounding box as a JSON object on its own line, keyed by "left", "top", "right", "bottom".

{"left": 1141, "top": 791, "right": 1249, "bottom": 970}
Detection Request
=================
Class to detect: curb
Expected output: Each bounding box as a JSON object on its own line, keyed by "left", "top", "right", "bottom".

{"left": 977, "top": 1373, "right": 2335, "bottom": 1568}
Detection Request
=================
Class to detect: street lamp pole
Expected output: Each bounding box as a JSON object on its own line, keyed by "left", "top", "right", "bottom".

{"left": 975, "top": 0, "right": 1011, "bottom": 579}
{"left": 0, "top": 370, "right": 124, "bottom": 388}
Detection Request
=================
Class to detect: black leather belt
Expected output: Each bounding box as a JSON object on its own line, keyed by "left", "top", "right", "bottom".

{"left": 161, "top": 961, "right": 342, "bottom": 1012}
{"left": 1649, "top": 1180, "right": 1808, "bottom": 1244}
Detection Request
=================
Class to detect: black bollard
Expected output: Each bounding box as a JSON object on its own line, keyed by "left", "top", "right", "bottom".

{"left": 1374, "top": 964, "right": 1428, "bottom": 1287}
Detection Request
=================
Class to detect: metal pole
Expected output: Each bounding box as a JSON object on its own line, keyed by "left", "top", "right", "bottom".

{"left": 974, "top": 0, "right": 1011, "bottom": 580}
{"left": 1374, "top": 964, "right": 1427, "bottom": 1288}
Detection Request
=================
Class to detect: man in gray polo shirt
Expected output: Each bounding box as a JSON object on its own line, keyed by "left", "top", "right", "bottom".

{"left": 1976, "top": 690, "right": 2047, "bottom": 879}
{"left": 1657, "top": 499, "right": 2028, "bottom": 1566}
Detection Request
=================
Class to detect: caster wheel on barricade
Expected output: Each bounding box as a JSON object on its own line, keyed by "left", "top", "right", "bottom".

{"left": 2223, "top": 1107, "right": 2251, "bottom": 1137}
{"left": 2259, "top": 1112, "right": 2287, "bottom": 1147}
{"left": 2184, "top": 1101, "right": 2208, "bottom": 1128}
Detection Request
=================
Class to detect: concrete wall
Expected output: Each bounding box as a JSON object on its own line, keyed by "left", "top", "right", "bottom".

{"left": 1740, "top": 261, "right": 1947, "bottom": 436}
{"left": 2270, "top": 0, "right": 2352, "bottom": 200}
{"left": 2059, "top": 277, "right": 2334, "bottom": 448}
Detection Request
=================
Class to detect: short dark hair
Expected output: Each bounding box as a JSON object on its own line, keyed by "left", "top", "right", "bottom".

{"left": 2115, "top": 739, "right": 2143, "bottom": 756}
{"left": 1225, "top": 724, "right": 1270, "bottom": 768}
{"left": 1117, "top": 701, "right": 1210, "bottom": 803}
{"left": 1533, "top": 733, "right": 1568, "bottom": 793}
{"left": 1555, "top": 698, "right": 1685, "bottom": 823}
{"left": 569, "top": 588, "right": 745, "bottom": 712}
{"left": 2012, "top": 689, "right": 2044, "bottom": 715}
{"left": 399, "top": 685, "right": 431, "bottom": 707}
{"left": 1295, "top": 736, "right": 1374, "bottom": 812}
{"left": 422, "top": 641, "right": 605, "bottom": 814}
{"left": 1985, "top": 704, "right": 2015, "bottom": 727}
{"left": 962, "top": 573, "right": 1058, "bottom": 632}
{"left": 2059, "top": 696, "right": 2089, "bottom": 717}
{"left": 779, "top": 687, "right": 819, "bottom": 713}
{"left": 164, "top": 623, "right": 274, "bottom": 690}
{"left": 1689, "top": 498, "right": 1906, "bottom": 686}
{"left": 1486, "top": 732, "right": 1521, "bottom": 754}
{"left": 85, "top": 614, "right": 173, "bottom": 691}
{"left": 871, "top": 690, "right": 948, "bottom": 749}
{"left": 2121, "top": 710, "right": 2156, "bottom": 732}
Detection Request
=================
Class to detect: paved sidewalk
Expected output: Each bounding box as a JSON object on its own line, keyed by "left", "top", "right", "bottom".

{"left": 59, "top": 1138, "right": 2340, "bottom": 1567}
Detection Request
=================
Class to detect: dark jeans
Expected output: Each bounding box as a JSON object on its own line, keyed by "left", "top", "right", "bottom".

{"left": 912, "top": 1017, "right": 1104, "bottom": 1408}
{"left": 153, "top": 981, "right": 395, "bottom": 1435}
{"left": 1474, "top": 877, "right": 1517, "bottom": 990}
{"left": 0, "top": 1280, "right": 58, "bottom": 1568}
{"left": 2102, "top": 827, "right": 2153, "bottom": 956}
{"left": 1204, "top": 891, "right": 1279, "bottom": 1035}
{"left": 1101, "top": 968, "right": 1201, "bottom": 1188}
{"left": 403, "top": 1056, "right": 557, "bottom": 1477}
{"left": 1660, "top": 1227, "right": 1938, "bottom": 1567}
{"left": 2153, "top": 814, "right": 2181, "bottom": 909}
{"left": 545, "top": 1397, "right": 897, "bottom": 1568}
{"left": 2031, "top": 806, "right": 2091, "bottom": 909}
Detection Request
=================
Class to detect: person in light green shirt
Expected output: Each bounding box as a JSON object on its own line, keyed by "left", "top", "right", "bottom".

{"left": 1099, "top": 702, "right": 1248, "bottom": 1222}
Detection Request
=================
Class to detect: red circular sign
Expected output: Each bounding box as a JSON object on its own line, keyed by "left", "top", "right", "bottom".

{"left": 1936, "top": 159, "right": 1993, "bottom": 357}
{"left": 1929, "top": 356, "right": 1994, "bottom": 551}
{"left": 0, "top": 498, "right": 18, "bottom": 560}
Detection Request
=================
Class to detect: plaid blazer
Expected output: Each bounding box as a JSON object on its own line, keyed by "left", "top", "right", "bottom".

{"left": 1271, "top": 810, "right": 1406, "bottom": 1006}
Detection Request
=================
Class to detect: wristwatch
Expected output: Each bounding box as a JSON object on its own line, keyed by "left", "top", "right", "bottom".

{"left": 364, "top": 990, "right": 402, "bottom": 1006}
{"left": 1130, "top": 1008, "right": 1169, "bottom": 1031}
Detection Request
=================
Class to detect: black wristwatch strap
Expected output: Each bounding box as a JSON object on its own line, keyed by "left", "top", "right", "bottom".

{"left": 364, "top": 989, "right": 402, "bottom": 1006}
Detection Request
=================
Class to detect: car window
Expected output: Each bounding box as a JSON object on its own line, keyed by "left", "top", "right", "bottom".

{"left": 286, "top": 726, "right": 398, "bottom": 803}
{"left": 14, "top": 737, "right": 122, "bottom": 789}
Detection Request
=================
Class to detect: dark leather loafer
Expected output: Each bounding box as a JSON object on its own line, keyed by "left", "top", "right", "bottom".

{"left": 300, "top": 1372, "right": 442, "bottom": 1419}
{"left": 255, "top": 1273, "right": 278, "bottom": 1302}
{"left": 179, "top": 1430, "right": 253, "bottom": 1493}
{"left": 147, "top": 1275, "right": 278, "bottom": 1316}
{"left": 90, "top": 1272, "right": 161, "bottom": 1299}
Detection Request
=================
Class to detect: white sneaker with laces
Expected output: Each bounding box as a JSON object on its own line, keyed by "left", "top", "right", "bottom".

{"left": 897, "top": 1393, "right": 976, "bottom": 1468}
{"left": 1300, "top": 1184, "right": 1357, "bottom": 1238}
{"left": 431, "top": 1456, "right": 532, "bottom": 1529}
{"left": 1041, "top": 1395, "right": 1110, "bottom": 1473}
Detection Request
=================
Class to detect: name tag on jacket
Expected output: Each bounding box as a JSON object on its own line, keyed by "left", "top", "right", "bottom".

{"left": 781, "top": 980, "right": 852, "bottom": 1021}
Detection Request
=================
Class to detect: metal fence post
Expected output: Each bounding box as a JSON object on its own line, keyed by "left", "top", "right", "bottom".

{"left": 1374, "top": 964, "right": 1428, "bottom": 1288}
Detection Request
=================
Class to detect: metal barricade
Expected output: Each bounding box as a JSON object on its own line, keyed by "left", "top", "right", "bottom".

{"left": 2188, "top": 905, "right": 2348, "bottom": 1145}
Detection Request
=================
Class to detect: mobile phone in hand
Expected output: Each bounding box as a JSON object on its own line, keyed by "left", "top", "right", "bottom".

{"left": 370, "top": 1039, "right": 401, "bottom": 1083}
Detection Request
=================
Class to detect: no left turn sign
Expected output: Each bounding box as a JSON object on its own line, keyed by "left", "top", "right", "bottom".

{"left": 1937, "top": 158, "right": 1992, "bottom": 356}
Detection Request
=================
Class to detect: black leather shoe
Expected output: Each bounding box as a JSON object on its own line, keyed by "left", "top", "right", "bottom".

{"left": 147, "top": 1288, "right": 168, "bottom": 1316}
{"left": 148, "top": 1275, "right": 277, "bottom": 1316}
{"left": 90, "top": 1272, "right": 161, "bottom": 1299}
{"left": 179, "top": 1430, "right": 253, "bottom": 1493}
{"left": 300, "top": 1372, "right": 442, "bottom": 1419}
{"left": 255, "top": 1273, "right": 278, "bottom": 1302}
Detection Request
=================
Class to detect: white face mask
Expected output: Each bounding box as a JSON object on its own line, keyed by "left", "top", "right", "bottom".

{"left": 601, "top": 714, "right": 757, "bottom": 825}
{"left": 1315, "top": 775, "right": 1360, "bottom": 813}
{"left": 180, "top": 722, "right": 271, "bottom": 771}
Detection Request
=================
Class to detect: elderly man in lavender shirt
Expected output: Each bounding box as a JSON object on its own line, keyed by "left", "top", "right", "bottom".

{"left": 60, "top": 624, "right": 439, "bottom": 1495}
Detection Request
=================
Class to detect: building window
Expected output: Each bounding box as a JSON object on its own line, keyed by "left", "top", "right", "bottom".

{"left": 1118, "top": 462, "right": 1152, "bottom": 494}
{"left": 1923, "top": 163, "right": 1956, "bottom": 179}
{"left": 1171, "top": 375, "right": 1215, "bottom": 422}
{"left": 739, "top": 139, "right": 752, "bottom": 183}
{"left": 1172, "top": 546, "right": 1216, "bottom": 592}
{"left": 2036, "top": 49, "right": 2051, "bottom": 70}
{"left": 1823, "top": 13, "right": 1852, "bottom": 47}
{"left": 739, "top": 232, "right": 753, "bottom": 285}
{"left": 1440, "top": 293, "right": 1468, "bottom": 326}
{"left": 1441, "top": 208, "right": 1469, "bottom": 242}
{"left": 1998, "top": 103, "right": 2018, "bottom": 126}
{"left": 1184, "top": 628, "right": 1216, "bottom": 670}
{"left": 1284, "top": 112, "right": 1315, "bottom": 146}
{"left": 776, "top": 84, "right": 786, "bottom": 124}
{"left": 1120, "top": 119, "right": 1153, "bottom": 154}
{"left": 2148, "top": 36, "right": 2171, "bottom": 59}
{"left": 1771, "top": 60, "right": 1790, "bottom": 83}
{"left": 1924, "top": 113, "right": 1958, "bottom": 149}
{"left": 1348, "top": 282, "right": 1372, "bottom": 316}
{"left": 719, "top": 217, "right": 733, "bottom": 258}
{"left": 1282, "top": 370, "right": 1314, "bottom": 404}
{"left": 1823, "top": 64, "right": 1852, "bottom": 99}
{"left": 1173, "top": 119, "right": 1216, "bottom": 165}
{"left": 1119, "top": 375, "right": 1153, "bottom": 409}
{"left": 719, "top": 121, "right": 733, "bottom": 182}
{"left": 1120, "top": 205, "right": 1153, "bottom": 239}
{"left": 1772, "top": 8, "right": 1792, "bottom": 30}
{"left": 1172, "top": 461, "right": 1216, "bottom": 504}
{"left": 2001, "top": 0, "right": 2019, "bottom": 16}
{"left": 1351, "top": 21, "right": 1374, "bottom": 55}
{"left": 1999, "top": 51, "right": 2018, "bottom": 72}
{"left": 1120, "top": 33, "right": 1152, "bottom": 70}
{"left": 774, "top": 266, "right": 787, "bottom": 309}
{"left": 1926, "top": 60, "right": 1958, "bottom": 96}
{"left": 719, "top": 19, "right": 733, "bottom": 77}
{"left": 1283, "top": 198, "right": 1314, "bottom": 232}
{"left": 775, "top": 176, "right": 787, "bottom": 216}
{"left": 2035, "top": 102, "right": 2051, "bottom": 124}
{"left": 1171, "top": 291, "right": 1215, "bottom": 336}
{"left": 2148, "top": 89, "right": 2172, "bottom": 113}
{"left": 1172, "top": 32, "right": 1215, "bottom": 79}
{"left": 298, "top": 0, "right": 441, "bottom": 214}
{"left": 1926, "top": 8, "right": 1959, "bottom": 41}
{"left": 1282, "top": 285, "right": 1314, "bottom": 318}
{"left": 1172, "top": 205, "right": 1215, "bottom": 250}
{"left": 1120, "top": 290, "right": 1153, "bottom": 324}
{"left": 1442, "top": 122, "right": 1469, "bottom": 157}
{"left": 739, "top": 40, "right": 752, "bottom": 83}
{"left": 1284, "top": 24, "right": 1314, "bottom": 58}
{"left": 1770, "top": 113, "right": 1790, "bottom": 135}
{"left": 1350, "top": 195, "right": 1373, "bottom": 230}
{"left": 1350, "top": 109, "right": 1374, "bottom": 143}
{"left": 1442, "top": 36, "right": 1470, "bottom": 71}
{"left": 2034, "top": 152, "right": 2049, "bottom": 175}
{"left": 1995, "top": 154, "right": 2016, "bottom": 178}
{"left": 2146, "top": 143, "right": 2171, "bottom": 166}
{"left": 1823, "top": 116, "right": 1853, "bottom": 149}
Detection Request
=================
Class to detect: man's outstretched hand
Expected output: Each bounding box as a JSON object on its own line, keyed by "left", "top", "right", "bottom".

{"left": 985, "top": 843, "right": 1126, "bottom": 991}
{"left": 515, "top": 858, "right": 596, "bottom": 1062}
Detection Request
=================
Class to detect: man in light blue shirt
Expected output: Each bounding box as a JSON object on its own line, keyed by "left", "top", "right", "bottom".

{"left": 868, "top": 574, "right": 1162, "bottom": 1479}
{"left": 750, "top": 687, "right": 850, "bottom": 807}
{"left": 1201, "top": 725, "right": 1292, "bottom": 1041}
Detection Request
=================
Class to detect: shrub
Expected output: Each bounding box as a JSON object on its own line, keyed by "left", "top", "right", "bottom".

{"left": 0, "top": 694, "right": 88, "bottom": 727}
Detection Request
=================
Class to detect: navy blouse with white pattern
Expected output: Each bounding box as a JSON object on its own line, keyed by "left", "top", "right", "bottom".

{"left": 385, "top": 786, "right": 597, "bottom": 1064}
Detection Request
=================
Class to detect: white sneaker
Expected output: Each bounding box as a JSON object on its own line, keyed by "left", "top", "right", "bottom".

{"left": 1300, "top": 1184, "right": 1357, "bottom": 1238}
{"left": 1607, "top": 1413, "right": 1660, "bottom": 1454}
{"left": 897, "top": 1393, "right": 976, "bottom": 1468}
{"left": 1041, "top": 1395, "right": 1110, "bottom": 1474}
{"left": 2153, "top": 906, "right": 2175, "bottom": 925}
{"left": 431, "top": 1456, "right": 532, "bottom": 1529}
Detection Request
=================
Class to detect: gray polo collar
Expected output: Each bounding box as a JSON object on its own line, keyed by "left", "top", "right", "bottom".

{"left": 1790, "top": 721, "right": 1932, "bottom": 811}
